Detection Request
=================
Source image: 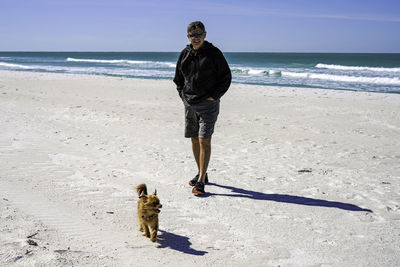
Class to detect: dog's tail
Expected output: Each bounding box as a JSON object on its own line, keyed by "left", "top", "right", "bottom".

{"left": 136, "top": 184, "right": 148, "bottom": 197}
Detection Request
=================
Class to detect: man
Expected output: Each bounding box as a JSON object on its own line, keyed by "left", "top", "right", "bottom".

{"left": 173, "top": 21, "right": 232, "bottom": 195}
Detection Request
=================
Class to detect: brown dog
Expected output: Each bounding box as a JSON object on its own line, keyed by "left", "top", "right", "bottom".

{"left": 136, "top": 184, "right": 162, "bottom": 242}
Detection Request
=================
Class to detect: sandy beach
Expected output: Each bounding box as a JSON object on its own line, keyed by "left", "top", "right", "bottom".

{"left": 0, "top": 70, "right": 399, "bottom": 266}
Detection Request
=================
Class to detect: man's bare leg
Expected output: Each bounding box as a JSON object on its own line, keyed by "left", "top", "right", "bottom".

{"left": 198, "top": 138, "right": 211, "bottom": 183}
{"left": 191, "top": 137, "right": 200, "bottom": 171}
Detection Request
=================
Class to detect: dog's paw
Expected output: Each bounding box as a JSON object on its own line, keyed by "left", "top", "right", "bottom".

{"left": 151, "top": 237, "right": 157, "bottom": 242}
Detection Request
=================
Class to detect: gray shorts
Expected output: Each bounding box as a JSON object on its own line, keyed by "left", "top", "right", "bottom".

{"left": 184, "top": 99, "right": 220, "bottom": 138}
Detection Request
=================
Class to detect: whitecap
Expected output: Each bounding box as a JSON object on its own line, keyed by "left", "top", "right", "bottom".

{"left": 283, "top": 71, "right": 400, "bottom": 85}
{"left": 316, "top": 63, "right": 400, "bottom": 73}
{"left": 66, "top": 57, "right": 176, "bottom": 68}
{"left": 0, "top": 62, "right": 32, "bottom": 69}
{"left": 268, "top": 70, "right": 282, "bottom": 76}
{"left": 231, "top": 67, "right": 268, "bottom": 75}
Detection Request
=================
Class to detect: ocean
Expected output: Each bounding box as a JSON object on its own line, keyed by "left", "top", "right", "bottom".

{"left": 1, "top": 51, "right": 399, "bottom": 94}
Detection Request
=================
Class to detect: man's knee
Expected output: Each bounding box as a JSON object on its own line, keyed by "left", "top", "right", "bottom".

{"left": 199, "top": 138, "right": 211, "bottom": 147}
{"left": 191, "top": 137, "right": 200, "bottom": 144}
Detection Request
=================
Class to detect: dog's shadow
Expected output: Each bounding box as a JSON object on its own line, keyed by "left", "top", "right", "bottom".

{"left": 205, "top": 183, "right": 373, "bottom": 212}
{"left": 157, "top": 230, "right": 207, "bottom": 256}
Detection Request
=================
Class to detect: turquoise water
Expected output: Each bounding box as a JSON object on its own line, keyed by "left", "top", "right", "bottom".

{"left": 0, "top": 52, "right": 399, "bottom": 94}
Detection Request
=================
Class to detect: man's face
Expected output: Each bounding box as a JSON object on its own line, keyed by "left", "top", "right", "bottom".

{"left": 187, "top": 28, "right": 206, "bottom": 50}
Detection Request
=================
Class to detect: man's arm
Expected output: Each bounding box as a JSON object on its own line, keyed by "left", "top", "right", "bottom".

{"left": 209, "top": 50, "right": 232, "bottom": 100}
{"left": 173, "top": 52, "right": 184, "bottom": 99}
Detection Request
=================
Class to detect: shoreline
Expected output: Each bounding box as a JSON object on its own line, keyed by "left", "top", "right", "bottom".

{"left": 1, "top": 69, "right": 399, "bottom": 266}
{"left": 1, "top": 69, "right": 400, "bottom": 99}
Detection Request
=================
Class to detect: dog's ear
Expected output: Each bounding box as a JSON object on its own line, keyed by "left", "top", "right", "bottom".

{"left": 153, "top": 189, "right": 157, "bottom": 195}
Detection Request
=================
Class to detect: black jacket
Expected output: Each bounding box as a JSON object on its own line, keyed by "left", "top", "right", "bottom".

{"left": 173, "top": 41, "right": 232, "bottom": 104}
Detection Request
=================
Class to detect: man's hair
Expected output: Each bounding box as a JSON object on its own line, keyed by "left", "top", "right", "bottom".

{"left": 187, "top": 21, "right": 205, "bottom": 33}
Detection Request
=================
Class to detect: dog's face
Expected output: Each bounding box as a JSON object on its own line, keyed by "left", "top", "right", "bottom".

{"left": 139, "top": 192, "right": 162, "bottom": 213}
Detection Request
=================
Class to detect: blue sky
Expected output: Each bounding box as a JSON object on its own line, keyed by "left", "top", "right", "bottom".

{"left": 1, "top": 0, "right": 399, "bottom": 52}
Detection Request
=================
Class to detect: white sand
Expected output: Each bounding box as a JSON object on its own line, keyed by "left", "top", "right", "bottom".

{"left": 0, "top": 70, "right": 399, "bottom": 266}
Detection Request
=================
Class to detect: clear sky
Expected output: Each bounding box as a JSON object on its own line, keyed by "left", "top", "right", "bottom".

{"left": 1, "top": 0, "right": 399, "bottom": 52}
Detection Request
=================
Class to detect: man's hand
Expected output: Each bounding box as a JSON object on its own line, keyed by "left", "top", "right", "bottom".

{"left": 207, "top": 97, "right": 215, "bottom": 101}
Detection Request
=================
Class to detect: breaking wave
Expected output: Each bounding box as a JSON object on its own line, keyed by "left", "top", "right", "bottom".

{"left": 316, "top": 63, "right": 400, "bottom": 73}
{"left": 0, "top": 60, "right": 173, "bottom": 78}
{"left": 232, "top": 68, "right": 281, "bottom": 76}
{"left": 66, "top": 57, "right": 176, "bottom": 68}
{"left": 231, "top": 66, "right": 400, "bottom": 85}
{"left": 0, "top": 62, "right": 31, "bottom": 69}
{"left": 282, "top": 71, "right": 400, "bottom": 85}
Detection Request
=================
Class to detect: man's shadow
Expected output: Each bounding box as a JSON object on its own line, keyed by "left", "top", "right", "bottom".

{"left": 157, "top": 230, "right": 208, "bottom": 256}
{"left": 205, "top": 183, "right": 372, "bottom": 212}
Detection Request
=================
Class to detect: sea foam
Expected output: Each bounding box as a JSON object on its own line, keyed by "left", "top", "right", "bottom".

{"left": 0, "top": 62, "right": 31, "bottom": 69}
{"left": 231, "top": 68, "right": 279, "bottom": 76}
{"left": 316, "top": 63, "right": 400, "bottom": 73}
{"left": 66, "top": 58, "right": 176, "bottom": 68}
{"left": 283, "top": 71, "right": 400, "bottom": 85}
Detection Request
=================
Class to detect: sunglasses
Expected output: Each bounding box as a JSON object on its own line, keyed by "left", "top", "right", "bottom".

{"left": 188, "top": 32, "right": 205, "bottom": 38}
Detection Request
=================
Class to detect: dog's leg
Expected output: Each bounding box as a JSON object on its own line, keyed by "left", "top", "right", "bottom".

{"left": 150, "top": 223, "right": 158, "bottom": 242}
{"left": 143, "top": 224, "right": 150, "bottom": 238}
{"left": 139, "top": 224, "right": 144, "bottom": 232}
